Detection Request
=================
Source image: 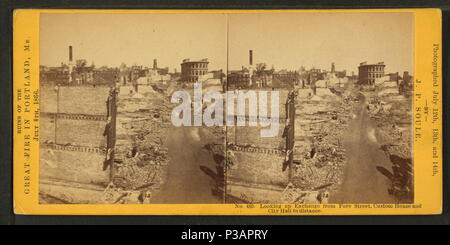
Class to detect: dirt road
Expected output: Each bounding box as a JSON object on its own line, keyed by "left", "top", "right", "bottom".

{"left": 331, "top": 93, "right": 395, "bottom": 203}
{"left": 152, "top": 126, "right": 220, "bottom": 204}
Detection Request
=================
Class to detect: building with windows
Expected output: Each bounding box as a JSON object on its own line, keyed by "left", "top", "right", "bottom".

{"left": 180, "top": 58, "right": 209, "bottom": 83}
{"left": 308, "top": 68, "right": 323, "bottom": 84}
{"left": 227, "top": 68, "right": 251, "bottom": 89}
{"left": 272, "top": 70, "right": 299, "bottom": 89}
{"left": 358, "top": 62, "right": 386, "bottom": 85}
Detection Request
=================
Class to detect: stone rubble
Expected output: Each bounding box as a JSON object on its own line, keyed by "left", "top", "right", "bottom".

{"left": 101, "top": 83, "right": 176, "bottom": 203}
{"left": 289, "top": 87, "right": 360, "bottom": 198}
{"left": 366, "top": 89, "right": 413, "bottom": 202}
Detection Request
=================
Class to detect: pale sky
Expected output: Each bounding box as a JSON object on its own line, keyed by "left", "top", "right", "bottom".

{"left": 40, "top": 12, "right": 414, "bottom": 74}
{"left": 228, "top": 12, "right": 414, "bottom": 74}
{"left": 40, "top": 13, "right": 228, "bottom": 72}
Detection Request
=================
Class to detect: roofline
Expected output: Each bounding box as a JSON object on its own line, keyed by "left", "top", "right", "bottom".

{"left": 358, "top": 64, "right": 386, "bottom": 68}
{"left": 181, "top": 60, "right": 209, "bottom": 65}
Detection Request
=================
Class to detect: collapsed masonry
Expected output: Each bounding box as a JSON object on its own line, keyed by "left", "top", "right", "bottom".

{"left": 102, "top": 83, "right": 173, "bottom": 204}
{"left": 291, "top": 88, "right": 354, "bottom": 196}
{"left": 229, "top": 82, "right": 363, "bottom": 204}
{"left": 366, "top": 82, "right": 413, "bottom": 203}
{"left": 39, "top": 86, "right": 117, "bottom": 204}
{"left": 222, "top": 90, "right": 289, "bottom": 203}
{"left": 221, "top": 88, "right": 343, "bottom": 204}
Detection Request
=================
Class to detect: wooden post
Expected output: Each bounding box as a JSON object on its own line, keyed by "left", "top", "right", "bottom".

{"left": 287, "top": 90, "right": 295, "bottom": 181}
{"left": 106, "top": 88, "right": 117, "bottom": 181}
{"left": 55, "top": 85, "right": 59, "bottom": 145}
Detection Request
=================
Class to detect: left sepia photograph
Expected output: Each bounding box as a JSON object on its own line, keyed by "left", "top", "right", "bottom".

{"left": 38, "top": 13, "right": 228, "bottom": 204}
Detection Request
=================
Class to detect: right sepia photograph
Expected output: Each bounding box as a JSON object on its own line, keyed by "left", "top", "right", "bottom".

{"left": 225, "top": 12, "right": 414, "bottom": 204}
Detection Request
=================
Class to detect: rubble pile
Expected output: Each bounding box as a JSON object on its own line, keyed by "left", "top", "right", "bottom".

{"left": 367, "top": 93, "right": 412, "bottom": 158}
{"left": 281, "top": 183, "right": 329, "bottom": 204}
{"left": 203, "top": 125, "right": 226, "bottom": 146}
{"left": 290, "top": 89, "right": 360, "bottom": 195}
{"left": 102, "top": 182, "right": 152, "bottom": 204}
{"left": 367, "top": 92, "right": 413, "bottom": 202}
{"left": 292, "top": 142, "right": 345, "bottom": 191}
{"left": 102, "top": 83, "right": 177, "bottom": 203}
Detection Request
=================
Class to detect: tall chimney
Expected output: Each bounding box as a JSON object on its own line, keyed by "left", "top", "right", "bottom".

{"left": 69, "top": 46, "right": 73, "bottom": 62}
{"left": 153, "top": 59, "right": 157, "bottom": 69}
{"left": 249, "top": 50, "right": 253, "bottom": 66}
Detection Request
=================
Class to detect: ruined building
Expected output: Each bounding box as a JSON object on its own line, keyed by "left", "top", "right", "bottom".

{"left": 227, "top": 50, "right": 298, "bottom": 89}
{"left": 227, "top": 68, "right": 251, "bottom": 89}
{"left": 358, "top": 61, "right": 386, "bottom": 85}
{"left": 40, "top": 46, "right": 118, "bottom": 86}
{"left": 272, "top": 70, "right": 299, "bottom": 89}
{"left": 180, "top": 58, "right": 209, "bottom": 83}
{"left": 40, "top": 86, "right": 117, "bottom": 203}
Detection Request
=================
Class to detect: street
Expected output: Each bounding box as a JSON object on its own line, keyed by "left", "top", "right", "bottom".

{"left": 152, "top": 126, "right": 220, "bottom": 203}
{"left": 330, "top": 93, "right": 395, "bottom": 203}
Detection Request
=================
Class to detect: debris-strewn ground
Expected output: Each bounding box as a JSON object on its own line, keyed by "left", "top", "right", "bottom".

{"left": 99, "top": 81, "right": 413, "bottom": 204}
{"left": 367, "top": 91, "right": 413, "bottom": 203}
{"left": 290, "top": 86, "right": 359, "bottom": 200}
{"left": 281, "top": 183, "right": 329, "bottom": 204}
{"left": 368, "top": 94, "right": 413, "bottom": 159}
{"left": 103, "top": 82, "right": 228, "bottom": 204}
{"left": 102, "top": 83, "right": 176, "bottom": 203}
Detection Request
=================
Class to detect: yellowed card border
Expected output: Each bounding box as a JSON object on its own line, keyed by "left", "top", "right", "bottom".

{"left": 13, "top": 8, "right": 442, "bottom": 215}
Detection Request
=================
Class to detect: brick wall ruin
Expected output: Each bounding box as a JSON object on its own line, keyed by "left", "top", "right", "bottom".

{"left": 39, "top": 85, "right": 116, "bottom": 203}
{"left": 225, "top": 89, "right": 293, "bottom": 203}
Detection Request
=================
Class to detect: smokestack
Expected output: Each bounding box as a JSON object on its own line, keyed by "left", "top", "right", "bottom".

{"left": 69, "top": 46, "right": 73, "bottom": 62}
{"left": 249, "top": 50, "right": 253, "bottom": 66}
{"left": 153, "top": 59, "right": 157, "bottom": 69}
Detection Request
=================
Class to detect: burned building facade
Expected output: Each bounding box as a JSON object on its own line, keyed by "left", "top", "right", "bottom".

{"left": 227, "top": 69, "right": 251, "bottom": 89}
{"left": 226, "top": 50, "right": 299, "bottom": 89}
{"left": 93, "top": 67, "right": 120, "bottom": 85}
{"left": 308, "top": 68, "right": 323, "bottom": 84}
{"left": 119, "top": 59, "right": 169, "bottom": 85}
{"left": 129, "top": 65, "right": 148, "bottom": 82}
{"left": 358, "top": 62, "right": 385, "bottom": 85}
{"left": 40, "top": 46, "right": 117, "bottom": 86}
{"left": 181, "top": 58, "right": 209, "bottom": 83}
{"left": 40, "top": 65, "right": 71, "bottom": 85}
{"left": 399, "top": 71, "right": 414, "bottom": 96}
{"left": 272, "top": 70, "right": 299, "bottom": 89}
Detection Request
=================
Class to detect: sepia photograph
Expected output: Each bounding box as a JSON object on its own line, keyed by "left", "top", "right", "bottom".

{"left": 38, "top": 12, "right": 414, "bottom": 205}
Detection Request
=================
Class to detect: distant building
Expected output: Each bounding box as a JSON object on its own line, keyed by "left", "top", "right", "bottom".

{"left": 226, "top": 49, "right": 298, "bottom": 89}
{"left": 93, "top": 66, "right": 119, "bottom": 85}
{"left": 118, "top": 59, "right": 170, "bottom": 85}
{"left": 41, "top": 46, "right": 117, "bottom": 86}
{"left": 227, "top": 68, "right": 251, "bottom": 89}
{"left": 399, "top": 71, "right": 414, "bottom": 96}
{"left": 253, "top": 72, "right": 274, "bottom": 88}
{"left": 181, "top": 58, "right": 209, "bottom": 83}
{"left": 358, "top": 62, "right": 385, "bottom": 85}
{"left": 272, "top": 70, "right": 298, "bottom": 89}
{"left": 227, "top": 50, "right": 256, "bottom": 89}
{"left": 130, "top": 65, "right": 148, "bottom": 82}
{"left": 209, "top": 69, "right": 225, "bottom": 80}
{"left": 151, "top": 59, "right": 169, "bottom": 75}
{"left": 386, "top": 72, "right": 401, "bottom": 83}
{"left": 308, "top": 68, "right": 322, "bottom": 84}
{"left": 72, "top": 62, "right": 94, "bottom": 85}
{"left": 335, "top": 70, "right": 347, "bottom": 78}
{"left": 40, "top": 65, "right": 71, "bottom": 85}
